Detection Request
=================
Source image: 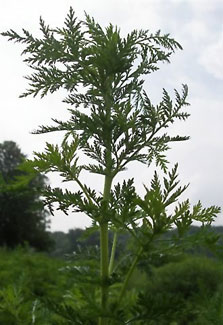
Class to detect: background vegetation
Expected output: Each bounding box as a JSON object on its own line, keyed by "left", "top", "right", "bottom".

{"left": 0, "top": 234, "right": 223, "bottom": 324}
{"left": 0, "top": 141, "right": 52, "bottom": 250}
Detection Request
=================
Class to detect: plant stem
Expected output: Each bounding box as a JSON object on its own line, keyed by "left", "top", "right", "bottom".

{"left": 118, "top": 246, "right": 143, "bottom": 304}
{"left": 99, "top": 174, "right": 112, "bottom": 325}
{"left": 109, "top": 231, "right": 118, "bottom": 275}
{"left": 99, "top": 88, "right": 113, "bottom": 325}
{"left": 99, "top": 221, "right": 109, "bottom": 323}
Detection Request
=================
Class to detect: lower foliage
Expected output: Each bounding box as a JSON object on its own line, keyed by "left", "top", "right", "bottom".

{"left": 1, "top": 248, "right": 223, "bottom": 324}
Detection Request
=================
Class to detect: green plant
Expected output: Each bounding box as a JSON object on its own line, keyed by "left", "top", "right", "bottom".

{"left": 195, "top": 286, "right": 223, "bottom": 325}
{"left": 132, "top": 256, "right": 223, "bottom": 324}
{"left": 2, "top": 8, "right": 221, "bottom": 324}
{"left": 0, "top": 248, "right": 70, "bottom": 324}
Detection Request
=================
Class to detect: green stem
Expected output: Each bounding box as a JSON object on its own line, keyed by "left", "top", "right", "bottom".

{"left": 100, "top": 222, "right": 109, "bottom": 312}
{"left": 99, "top": 174, "right": 112, "bottom": 325}
{"left": 99, "top": 88, "right": 113, "bottom": 325}
{"left": 118, "top": 246, "right": 143, "bottom": 304}
{"left": 109, "top": 231, "right": 118, "bottom": 275}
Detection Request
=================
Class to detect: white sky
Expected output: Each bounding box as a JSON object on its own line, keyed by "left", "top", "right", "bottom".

{"left": 1, "top": 0, "right": 223, "bottom": 232}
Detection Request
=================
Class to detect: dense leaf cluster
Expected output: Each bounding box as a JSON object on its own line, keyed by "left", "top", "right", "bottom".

{"left": 2, "top": 8, "right": 189, "bottom": 179}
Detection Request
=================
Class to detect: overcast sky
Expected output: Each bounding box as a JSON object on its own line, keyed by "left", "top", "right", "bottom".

{"left": 1, "top": 0, "right": 223, "bottom": 232}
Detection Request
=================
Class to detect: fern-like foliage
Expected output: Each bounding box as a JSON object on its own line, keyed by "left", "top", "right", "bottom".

{"left": 2, "top": 7, "right": 190, "bottom": 176}
{"left": 2, "top": 8, "right": 221, "bottom": 325}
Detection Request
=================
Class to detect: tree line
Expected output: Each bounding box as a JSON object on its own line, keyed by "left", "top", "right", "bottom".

{"left": 0, "top": 140, "right": 52, "bottom": 250}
